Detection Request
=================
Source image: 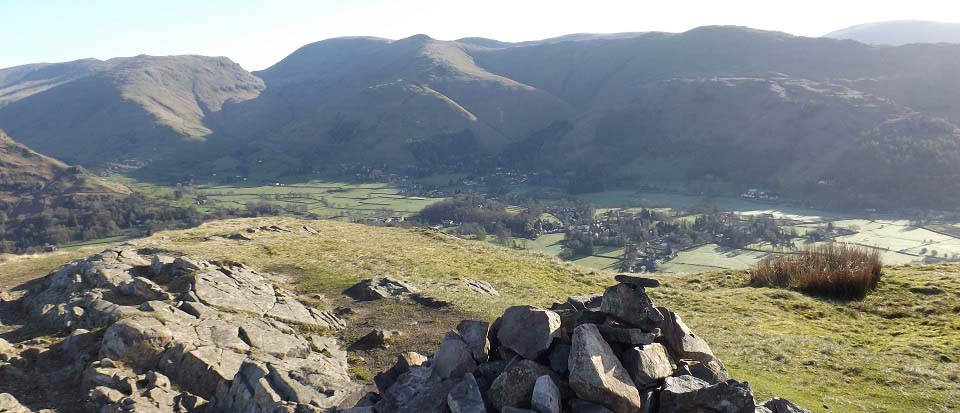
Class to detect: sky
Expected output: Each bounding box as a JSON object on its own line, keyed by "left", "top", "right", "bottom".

{"left": 2, "top": 0, "right": 960, "bottom": 71}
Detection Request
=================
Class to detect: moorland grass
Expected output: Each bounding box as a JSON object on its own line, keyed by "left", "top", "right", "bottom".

{"left": 751, "top": 244, "right": 882, "bottom": 299}
{"left": 1, "top": 218, "right": 957, "bottom": 412}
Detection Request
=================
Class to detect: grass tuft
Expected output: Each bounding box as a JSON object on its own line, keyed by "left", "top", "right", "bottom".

{"left": 750, "top": 243, "right": 882, "bottom": 299}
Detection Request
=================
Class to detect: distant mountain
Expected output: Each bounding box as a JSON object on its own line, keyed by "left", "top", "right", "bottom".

{"left": 0, "top": 130, "right": 129, "bottom": 206}
{"left": 456, "top": 32, "right": 647, "bottom": 48}
{"left": 0, "top": 55, "right": 263, "bottom": 165}
{"left": 826, "top": 20, "right": 960, "bottom": 45}
{"left": 7, "top": 26, "right": 960, "bottom": 208}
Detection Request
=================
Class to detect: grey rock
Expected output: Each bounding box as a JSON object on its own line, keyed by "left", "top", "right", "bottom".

{"left": 566, "top": 294, "right": 603, "bottom": 311}
{"left": 503, "top": 408, "right": 539, "bottom": 413}
{"left": 613, "top": 275, "right": 661, "bottom": 288}
{"left": 659, "top": 376, "right": 755, "bottom": 413}
{"left": 463, "top": 278, "right": 500, "bottom": 296}
{"left": 353, "top": 329, "right": 401, "bottom": 350}
{"left": 600, "top": 283, "right": 662, "bottom": 330}
{"left": 548, "top": 343, "right": 571, "bottom": 375}
{"left": 621, "top": 343, "right": 676, "bottom": 388}
{"left": 656, "top": 307, "right": 728, "bottom": 384}
{"left": 150, "top": 255, "right": 174, "bottom": 277}
{"left": 595, "top": 325, "right": 658, "bottom": 346}
{"left": 456, "top": 320, "right": 491, "bottom": 363}
{"left": 433, "top": 331, "right": 478, "bottom": 379}
{"left": 447, "top": 373, "right": 485, "bottom": 413}
{"left": 531, "top": 375, "right": 561, "bottom": 413}
{"left": 377, "top": 366, "right": 456, "bottom": 413}
{"left": 0, "top": 393, "right": 30, "bottom": 413}
{"left": 120, "top": 276, "right": 173, "bottom": 301}
{"left": 497, "top": 306, "right": 562, "bottom": 360}
{"left": 488, "top": 359, "right": 559, "bottom": 411}
{"left": 567, "top": 324, "right": 642, "bottom": 413}
{"left": 343, "top": 277, "right": 420, "bottom": 301}
{"left": 100, "top": 317, "right": 174, "bottom": 370}
{"left": 569, "top": 399, "right": 615, "bottom": 413}
{"left": 374, "top": 352, "right": 429, "bottom": 393}
{"left": 762, "top": 397, "right": 810, "bottom": 413}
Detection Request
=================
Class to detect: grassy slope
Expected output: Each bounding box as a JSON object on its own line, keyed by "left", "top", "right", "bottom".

{"left": 1, "top": 217, "right": 957, "bottom": 412}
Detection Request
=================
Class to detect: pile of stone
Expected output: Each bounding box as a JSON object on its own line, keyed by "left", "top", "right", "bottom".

{"left": 363, "top": 274, "right": 808, "bottom": 413}
{"left": 1, "top": 247, "right": 361, "bottom": 412}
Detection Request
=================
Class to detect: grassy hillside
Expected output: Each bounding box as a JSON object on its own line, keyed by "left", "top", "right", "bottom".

{"left": 0, "top": 217, "right": 957, "bottom": 412}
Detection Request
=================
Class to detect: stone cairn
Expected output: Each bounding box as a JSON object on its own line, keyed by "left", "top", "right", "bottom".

{"left": 361, "top": 275, "right": 808, "bottom": 413}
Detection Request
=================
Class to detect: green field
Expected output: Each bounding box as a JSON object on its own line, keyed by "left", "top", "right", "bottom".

{"left": 117, "top": 176, "right": 445, "bottom": 220}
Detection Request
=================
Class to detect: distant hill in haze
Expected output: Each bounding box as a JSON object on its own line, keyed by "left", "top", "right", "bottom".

{"left": 0, "top": 55, "right": 263, "bottom": 165}
{"left": 6, "top": 26, "right": 960, "bottom": 209}
{"left": 826, "top": 20, "right": 960, "bottom": 45}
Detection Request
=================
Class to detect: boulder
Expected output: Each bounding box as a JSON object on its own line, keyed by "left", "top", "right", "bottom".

{"left": 353, "top": 329, "right": 401, "bottom": 350}
{"left": 497, "top": 306, "right": 562, "bottom": 360}
{"left": 621, "top": 343, "right": 676, "bottom": 388}
{"left": 600, "top": 283, "right": 662, "bottom": 330}
{"left": 566, "top": 294, "right": 603, "bottom": 311}
{"left": 100, "top": 317, "right": 174, "bottom": 370}
{"left": 343, "top": 277, "right": 420, "bottom": 301}
{"left": 488, "top": 359, "right": 559, "bottom": 411}
{"left": 548, "top": 343, "right": 571, "bottom": 375}
{"left": 447, "top": 373, "right": 486, "bottom": 413}
{"left": 659, "top": 376, "right": 755, "bottom": 413}
{"left": 376, "top": 366, "right": 456, "bottom": 413}
{"left": 433, "top": 331, "right": 477, "bottom": 379}
{"left": 656, "top": 307, "right": 728, "bottom": 384}
{"left": 456, "top": 320, "right": 491, "bottom": 363}
{"left": 567, "top": 324, "right": 642, "bottom": 413}
{"left": 0, "top": 393, "right": 29, "bottom": 413}
{"left": 374, "top": 352, "right": 428, "bottom": 393}
{"left": 531, "top": 375, "right": 561, "bottom": 413}
{"left": 762, "top": 397, "right": 811, "bottom": 413}
{"left": 596, "top": 325, "right": 658, "bottom": 346}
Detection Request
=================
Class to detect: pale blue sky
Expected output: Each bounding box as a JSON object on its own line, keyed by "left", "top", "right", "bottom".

{"left": 2, "top": 0, "right": 959, "bottom": 70}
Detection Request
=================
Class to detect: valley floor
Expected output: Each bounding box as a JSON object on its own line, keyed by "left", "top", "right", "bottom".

{"left": 1, "top": 217, "right": 957, "bottom": 412}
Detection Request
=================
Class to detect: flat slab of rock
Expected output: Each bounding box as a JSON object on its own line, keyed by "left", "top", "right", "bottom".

{"left": 614, "top": 274, "right": 661, "bottom": 288}
{"left": 192, "top": 267, "right": 276, "bottom": 315}
{"left": 656, "top": 307, "right": 728, "bottom": 384}
{"left": 463, "top": 278, "right": 499, "bottom": 296}
{"left": 497, "top": 306, "right": 562, "bottom": 360}
{"left": 659, "top": 376, "right": 755, "bottom": 413}
{"left": 568, "top": 324, "right": 642, "bottom": 413}
{"left": 344, "top": 277, "right": 420, "bottom": 301}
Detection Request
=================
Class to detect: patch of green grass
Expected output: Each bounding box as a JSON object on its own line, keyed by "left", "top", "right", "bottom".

{"left": 649, "top": 266, "right": 960, "bottom": 412}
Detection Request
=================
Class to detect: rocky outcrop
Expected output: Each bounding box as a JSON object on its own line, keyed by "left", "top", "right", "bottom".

{"left": 343, "top": 277, "right": 420, "bottom": 301}
{"left": 6, "top": 247, "right": 357, "bottom": 412}
{"left": 368, "top": 275, "right": 805, "bottom": 413}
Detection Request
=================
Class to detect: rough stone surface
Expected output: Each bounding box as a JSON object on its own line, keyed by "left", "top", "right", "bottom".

{"left": 569, "top": 399, "right": 616, "bottom": 413}
{"left": 614, "top": 274, "right": 662, "bottom": 288}
{"left": 344, "top": 276, "right": 420, "bottom": 301}
{"left": 596, "top": 324, "right": 659, "bottom": 346}
{"left": 621, "top": 343, "right": 676, "bottom": 388}
{"left": 12, "top": 248, "right": 358, "bottom": 413}
{"left": 497, "top": 306, "right": 562, "bottom": 360}
{"left": 456, "top": 320, "right": 491, "bottom": 363}
{"left": 447, "top": 373, "right": 486, "bottom": 413}
{"left": 600, "top": 283, "right": 663, "bottom": 330}
{"left": 762, "top": 397, "right": 811, "bottom": 413}
{"left": 656, "top": 307, "right": 728, "bottom": 384}
{"left": 659, "top": 376, "right": 755, "bottom": 413}
{"left": 488, "top": 359, "right": 560, "bottom": 411}
{"left": 568, "top": 324, "right": 643, "bottom": 413}
{"left": 433, "top": 331, "right": 477, "bottom": 379}
{"left": 531, "top": 375, "right": 561, "bottom": 413}
{"left": 463, "top": 278, "right": 500, "bottom": 296}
